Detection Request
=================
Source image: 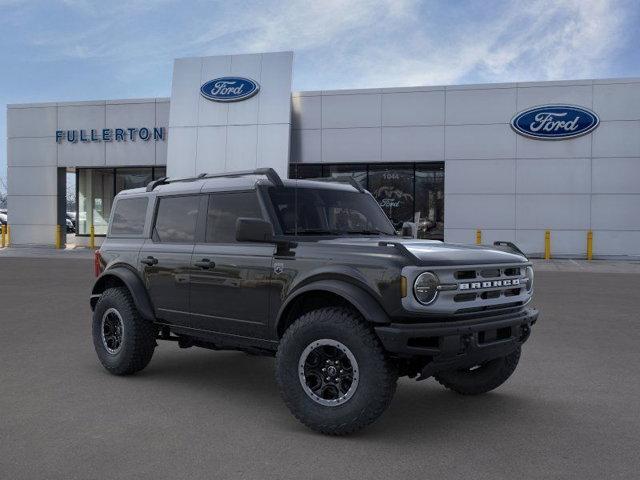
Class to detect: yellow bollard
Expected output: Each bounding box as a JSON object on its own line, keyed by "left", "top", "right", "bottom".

{"left": 55, "top": 225, "right": 62, "bottom": 249}
{"left": 544, "top": 230, "right": 551, "bottom": 260}
{"left": 6, "top": 224, "right": 10, "bottom": 246}
{"left": 89, "top": 224, "right": 95, "bottom": 249}
{"left": 587, "top": 230, "right": 593, "bottom": 261}
{"left": 475, "top": 229, "right": 482, "bottom": 245}
{"left": 1, "top": 224, "right": 5, "bottom": 248}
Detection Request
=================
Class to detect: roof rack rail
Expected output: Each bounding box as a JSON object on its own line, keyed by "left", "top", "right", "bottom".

{"left": 301, "top": 176, "right": 365, "bottom": 193}
{"left": 146, "top": 176, "right": 168, "bottom": 192}
{"left": 145, "top": 168, "right": 284, "bottom": 192}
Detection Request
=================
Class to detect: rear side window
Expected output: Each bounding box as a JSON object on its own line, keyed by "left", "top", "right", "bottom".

{"left": 206, "top": 192, "right": 263, "bottom": 243}
{"left": 110, "top": 197, "right": 148, "bottom": 236}
{"left": 153, "top": 195, "right": 200, "bottom": 243}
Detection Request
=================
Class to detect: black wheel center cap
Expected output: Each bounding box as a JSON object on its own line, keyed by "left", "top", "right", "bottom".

{"left": 327, "top": 366, "right": 337, "bottom": 376}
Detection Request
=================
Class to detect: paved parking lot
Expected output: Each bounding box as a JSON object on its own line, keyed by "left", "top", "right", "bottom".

{"left": 1, "top": 255, "right": 639, "bottom": 479}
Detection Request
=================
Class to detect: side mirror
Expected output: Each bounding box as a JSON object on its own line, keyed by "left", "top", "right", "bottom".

{"left": 401, "top": 222, "right": 416, "bottom": 238}
{"left": 236, "top": 217, "right": 274, "bottom": 243}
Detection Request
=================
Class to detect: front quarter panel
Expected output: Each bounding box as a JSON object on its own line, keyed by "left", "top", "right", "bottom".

{"left": 271, "top": 241, "right": 409, "bottom": 325}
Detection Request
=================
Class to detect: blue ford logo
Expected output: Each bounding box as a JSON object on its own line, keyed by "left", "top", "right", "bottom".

{"left": 511, "top": 105, "right": 599, "bottom": 140}
{"left": 200, "top": 77, "right": 260, "bottom": 102}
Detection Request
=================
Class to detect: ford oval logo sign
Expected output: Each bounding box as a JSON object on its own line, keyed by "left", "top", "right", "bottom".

{"left": 200, "top": 77, "right": 260, "bottom": 102}
{"left": 511, "top": 105, "right": 599, "bottom": 140}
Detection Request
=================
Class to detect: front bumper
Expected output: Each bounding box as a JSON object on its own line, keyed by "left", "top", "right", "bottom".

{"left": 375, "top": 307, "right": 538, "bottom": 379}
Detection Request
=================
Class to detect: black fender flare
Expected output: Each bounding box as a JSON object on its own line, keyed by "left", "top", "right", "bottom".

{"left": 276, "top": 279, "right": 390, "bottom": 334}
{"left": 90, "top": 267, "right": 155, "bottom": 321}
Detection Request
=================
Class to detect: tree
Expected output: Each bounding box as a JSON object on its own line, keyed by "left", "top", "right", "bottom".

{"left": 0, "top": 177, "right": 7, "bottom": 209}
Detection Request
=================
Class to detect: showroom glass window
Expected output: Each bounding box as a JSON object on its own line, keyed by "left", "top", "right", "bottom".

{"left": 115, "top": 168, "right": 154, "bottom": 192}
{"left": 325, "top": 164, "right": 367, "bottom": 189}
{"left": 78, "top": 168, "right": 114, "bottom": 236}
{"left": 77, "top": 167, "right": 166, "bottom": 235}
{"left": 415, "top": 164, "right": 444, "bottom": 239}
{"left": 367, "top": 164, "right": 414, "bottom": 230}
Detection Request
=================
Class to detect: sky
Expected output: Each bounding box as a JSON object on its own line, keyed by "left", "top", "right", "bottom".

{"left": 1, "top": 0, "right": 639, "bottom": 190}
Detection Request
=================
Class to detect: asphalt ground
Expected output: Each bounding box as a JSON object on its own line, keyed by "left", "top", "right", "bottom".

{"left": 1, "top": 256, "right": 639, "bottom": 479}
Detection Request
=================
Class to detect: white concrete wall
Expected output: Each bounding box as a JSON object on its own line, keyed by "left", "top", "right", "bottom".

{"left": 292, "top": 78, "right": 640, "bottom": 258}
{"left": 7, "top": 98, "right": 168, "bottom": 246}
{"left": 167, "top": 52, "right": 293, "bottom": 179}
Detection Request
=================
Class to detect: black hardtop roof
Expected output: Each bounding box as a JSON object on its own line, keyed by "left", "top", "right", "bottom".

{"left": 117, "top": 167, "right": 362, "bottom": 197}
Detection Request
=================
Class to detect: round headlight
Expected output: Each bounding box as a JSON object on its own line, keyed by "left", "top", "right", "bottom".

{"left": 414, "top": 272, "right": 439, "bottom": 305}
{"left": 525, "top": 266, "right": 534, "bottom": 292}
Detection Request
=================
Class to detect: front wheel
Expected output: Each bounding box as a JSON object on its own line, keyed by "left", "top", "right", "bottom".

{"left": 434, "top": 347, "right": 521, "bottom": 395}
{"left": 276, "top": 307, "right": 397, "bottom": 436}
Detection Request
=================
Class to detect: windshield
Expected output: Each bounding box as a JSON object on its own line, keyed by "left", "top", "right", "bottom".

{"left": 268, "top": 186, "right": 396, "bottom": 236}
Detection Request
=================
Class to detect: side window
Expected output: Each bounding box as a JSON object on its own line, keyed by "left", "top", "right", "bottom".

{"left": 206, "top": 192, "right": 263, "bottom": 243}
{"left": 109, "top": 197, "right": 148, "bottom": 236}
{"left": 153, "top": 195, "right": 200, "bottom": 243}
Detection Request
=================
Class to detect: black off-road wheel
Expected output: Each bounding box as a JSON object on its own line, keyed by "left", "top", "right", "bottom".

{"left": 276, "top": 307, "right": 398, "bottom": 436}
{"left": 434, "top": 347, "right": 521, "bottom": 395}
{"left": 92, "top": 287, "right": 157, "bottom": 376}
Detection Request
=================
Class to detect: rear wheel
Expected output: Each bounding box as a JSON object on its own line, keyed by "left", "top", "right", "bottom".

{"left": 92, "top": 287, "right": 156, "bottom": 375}
{"left": 276, "top": 307, "right": 397, "bottom": 435}
{"left": 434, "top": 348, "right": 521, "bottom": 395}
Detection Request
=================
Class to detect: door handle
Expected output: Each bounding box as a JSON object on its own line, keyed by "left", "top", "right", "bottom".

{"left": 194, "top": 258, "right": 214, "bottom": 269}
{"left": 141, "top": 256, "right": 158, "bottom": 266}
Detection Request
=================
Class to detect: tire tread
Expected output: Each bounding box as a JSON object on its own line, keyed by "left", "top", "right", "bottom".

{"left": 276, "top": 307, "right": 397, "bottom": 436}
{"left": 93, "top": 287, "right": 156, "bottom": 376}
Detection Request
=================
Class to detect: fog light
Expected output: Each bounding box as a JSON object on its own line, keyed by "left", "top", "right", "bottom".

{"left": 414, "top": 272, "right": 439, "bottom": 305}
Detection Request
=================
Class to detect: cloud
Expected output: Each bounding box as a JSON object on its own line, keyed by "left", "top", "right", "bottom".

{"left": 7, "top": 0, "right": 634, "bottom": 89}
{"left": 340, "top": 0, "right": 627, "bottom": 87}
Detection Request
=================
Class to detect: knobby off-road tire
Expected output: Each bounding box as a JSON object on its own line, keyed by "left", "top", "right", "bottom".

{"left": 92, "top": 287, "right": 156, "bottom": 376}
{"left": 276, "top": 307, "right": 398, "bottom": 436}
{"left": 434, "top": 347, "right": 521, "bottom": 395}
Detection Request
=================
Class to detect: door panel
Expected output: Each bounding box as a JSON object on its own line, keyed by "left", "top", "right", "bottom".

{"left": 140, "top": 240, "right": 194, "bottom": 325}
{"left": 188, "top": 191, "right": 274, "bottom": 338}
{"left": 189, "top": 244, "right": 274, "bottom": 337}
{"left": 140, "top": 193, "right": 201, "bottom": 326}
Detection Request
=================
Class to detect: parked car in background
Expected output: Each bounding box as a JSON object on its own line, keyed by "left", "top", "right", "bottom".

{"left": 65, "top": 212, "right": 76, "bottom": 233}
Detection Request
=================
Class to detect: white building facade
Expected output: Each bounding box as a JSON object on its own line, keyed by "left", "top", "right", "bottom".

{"left": 6, "top": 52, "right": 640, "bottom": 258}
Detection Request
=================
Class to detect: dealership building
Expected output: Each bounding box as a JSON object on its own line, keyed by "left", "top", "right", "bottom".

{"left": 6, "top": 51, "right": 640, "bottom": 257}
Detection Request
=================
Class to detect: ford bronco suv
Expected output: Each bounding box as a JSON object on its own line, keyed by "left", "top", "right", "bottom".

{"left": 90, "top": 168, "right": 538, "bottom": 435}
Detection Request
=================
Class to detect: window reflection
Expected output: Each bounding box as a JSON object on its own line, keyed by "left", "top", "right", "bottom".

{"left": 325, "top": 164, "right": 367, "bottom": 189}
{"left": 292, "top": 162, "right": 445, "bottom": 240}
{"left": 368, "top": 164, "right": 414, "bottom": 231}
{"left": 116, "top": 168, "right": 153, "bottom": 192}
{"left": 415, "top": 165, "right": 444, "bottom": 239}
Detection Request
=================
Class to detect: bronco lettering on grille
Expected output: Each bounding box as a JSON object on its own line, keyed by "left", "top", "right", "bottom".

{"left": 459, "top": 279, "right": 520, "bottom": 290}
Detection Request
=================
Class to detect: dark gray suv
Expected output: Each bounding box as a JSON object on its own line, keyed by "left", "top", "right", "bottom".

{"left": 90, "top": 168, "right": 538, "bottom": 435}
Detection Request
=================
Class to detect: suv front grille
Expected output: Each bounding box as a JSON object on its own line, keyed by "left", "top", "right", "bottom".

{"left": 401, "top": 263, "right": 532, "bottom": 318}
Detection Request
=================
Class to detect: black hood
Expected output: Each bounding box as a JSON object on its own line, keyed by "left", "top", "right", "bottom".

{"left": 316, "top": 237, "right": 527, "bottom": 266}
